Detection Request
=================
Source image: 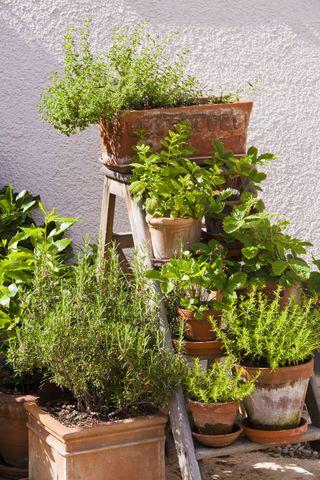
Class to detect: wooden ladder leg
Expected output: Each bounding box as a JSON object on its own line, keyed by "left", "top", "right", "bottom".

{"left": 124, "top": 186, "right": 202, "bottom": 480}
{"left": 306, "top": 374, "right": 320, "bottom": 427}
{"left": 99, "top": 176, "right": 116, "bottom": 257}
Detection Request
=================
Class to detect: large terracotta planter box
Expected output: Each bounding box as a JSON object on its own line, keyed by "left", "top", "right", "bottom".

{"left": 25, "top": 402, "right": 167, "bottom": 480}
{"left": 99, "top": 101, "right": 253, "bottom": 171}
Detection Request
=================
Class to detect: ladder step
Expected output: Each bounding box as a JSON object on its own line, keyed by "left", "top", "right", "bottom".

{"left": 195, "top": 424, "right": 320, "bottom": 460}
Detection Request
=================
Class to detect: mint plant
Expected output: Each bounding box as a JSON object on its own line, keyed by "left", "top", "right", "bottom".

{"left": 130, "top": 123, "right": 226, "bottom": 218}
{"left": 187, "top": 356, "right": 256, "bottom": 404}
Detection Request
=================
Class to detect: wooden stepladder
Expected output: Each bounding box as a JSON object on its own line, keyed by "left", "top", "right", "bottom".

{"left": 99, "top": 165, "right": 320, "bottom": 480}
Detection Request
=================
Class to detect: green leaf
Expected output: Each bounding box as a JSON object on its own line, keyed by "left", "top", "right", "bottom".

{"left": 227, "top": 272, "right": 247, "bottom": 291}
{"left": 242, "top": 246, "right": 259, "bottom": 259}
{"left": 53, "top": 238, "right": 72, "bottom": 252}
{"left": 271, "top": 260, "right": 288, "bottom": 276}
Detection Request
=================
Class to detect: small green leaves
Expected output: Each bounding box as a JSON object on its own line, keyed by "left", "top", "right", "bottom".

{"left": 242, "top": 246, "right": 259, "bottom": 259}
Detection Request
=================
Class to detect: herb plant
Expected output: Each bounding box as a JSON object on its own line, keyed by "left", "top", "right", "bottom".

{"left": 215, "top": 289, "right": 320, "bottom": 370}
{"left": 130, "top": 123, "right": 227, "bottom": 218}
{"left": 9, "top": 245, "right": 186, "bottom": 413}
{"left": 187, "top": 356, "right": 256, "bottom": 404}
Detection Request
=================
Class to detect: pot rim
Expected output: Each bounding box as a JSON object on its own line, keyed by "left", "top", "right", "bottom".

{"left": 24, "top": 402, "right": 168, "bottom": 441}
{"left": 240, "top": 357, "right": 314, "bottom": 385}
{"left": 146, "top": 215, "right": 201, "bottom": 225}
{"left": 0, "top": 391, "right": 37, "bottom": 404}
{"left": 188, "top": 398, "right": 240, "bottom": 409}
{"left": 178, "top": 307, "right": 221, "bottom": 319}
{"left": 99, "top": 99, "right": 253, "bottom": 121}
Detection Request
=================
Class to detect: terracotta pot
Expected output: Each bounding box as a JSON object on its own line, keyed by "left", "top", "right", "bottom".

{"left": 0, "top": 392, "right": 36, "bottom": 468}
{"left": 178, "top": 308, "right": 221, "bottom": 341}
{"left": 99, "top": 101, "right": 253, "bottom": 171}
{"left": 172, "top": 338, "right": 224, "bottom": 358}
{"left": 188, "top": 399, "right": 239, "bottom": 435}
{"left": 242, "top": 358, "right": 313, "bottom": 430}
{"left": 146, "top": 215, "right": 202, "bottom": 260}
{"left": 262, "top": 282, "right": 300, "bottom": 308}
{"left": 25, "top": 402, "right": 167, "bottom": 480}
{"left": 242, "top": 417, "right": 308, "bottom": 445}
{"left": 192, "top": 424, "right": 243, "bottom": 447}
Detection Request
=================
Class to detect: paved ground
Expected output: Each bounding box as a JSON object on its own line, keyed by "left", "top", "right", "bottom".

{"left": 166, "top": 449, "right": 320, "bottom": 479}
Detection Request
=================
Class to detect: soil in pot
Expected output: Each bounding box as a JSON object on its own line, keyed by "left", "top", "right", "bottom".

{"left": 100, "top": 101, "right": 253, "bottom": 171}
{"left": 242, "top": 358, "right": 313, "bottom": 430}
{"left": 192, "top": 423, "right": 243, "bottom": 448}
{"left": 242, "top": 417, "right": 308, "bottom": 445}
{"left": 146, "top": 215, "right": 202, "bottom": 260}
{"left": 188, "top": 399, "right": 239, "bottom": 435}
{"left": 178, "top": 308, "right": 221, "bottom": 342}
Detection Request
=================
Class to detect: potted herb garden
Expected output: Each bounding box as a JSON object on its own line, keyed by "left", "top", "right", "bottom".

{"left": 215, "top": 289, "right": 320, "bottom": 444}
{"left": 186, "top": 357, "right": 256, "bottom": 447}
{"left": 38, "top": 20, "right": 253, "bottom": 171}
{"left": 8, "top": 245, "right": 186, "bottom": 480}
{"left": 130, "top": 123, "right": 232, "bottom": 259}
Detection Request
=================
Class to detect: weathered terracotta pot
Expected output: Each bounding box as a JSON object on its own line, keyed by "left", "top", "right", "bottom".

{"left": 0, "top": 392, "right": 36, "bottom": 468}
{"left": 188, "top": 399, "right": 239, "bottom": 435}
{"left": 178, "top": 308, "right": 221, "bottom": 342}
{"left": 192, "top": 424, "right": 243, "bottom": 447}
{"left": 172, "top": 338, "right": 224, "bottom": 357}
{"left": 99, "top": 101, "right": 253, "bottom": 171}
{"left": 242, "top": 417, "right": 308, "bottom": 445}
{"left": 25, "top": 402, "right": 167, "bottom": 480}
{"left": 146, "top": 215, "right": 202, "bottom": 260}
{"left": 242, "top": 358, "right": 313, "bottom": 430}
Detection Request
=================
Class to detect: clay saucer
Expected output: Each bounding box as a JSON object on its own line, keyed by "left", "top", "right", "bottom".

{"left": 192, "top": 424, "right": 243, "bottom": 447}
{"left": 172, "top": 338, "right": 224, "bottom": 357}
{"left": 242, "top": 417, "right": 308, "bottom": 445}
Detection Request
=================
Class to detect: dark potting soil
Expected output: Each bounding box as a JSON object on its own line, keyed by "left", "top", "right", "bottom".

{"left": 42, "top": 400, "right": 159, "bottom": 428}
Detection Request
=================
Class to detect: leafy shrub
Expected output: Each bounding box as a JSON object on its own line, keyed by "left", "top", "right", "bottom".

{"left": 9, "top": 245, "right": 186, "bottom": 413}
{"left": 130, "top": 123, "right": 227, "bottom": 218}
{"left": 38, "top": 19, "right": 207, "bottom": 136}
{"left": 148, "top": 250, "right": 246, "bottom": 315}
{"left": 215, "top": 289, "right": 320, "bottom": 370}
{"left": 187, "top": 356, "right": 256, "bottom": 403}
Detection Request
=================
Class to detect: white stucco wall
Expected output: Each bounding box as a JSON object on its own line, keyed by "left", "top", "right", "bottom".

{"left": 1, "top": 0, "right": 320, "bottom": 253}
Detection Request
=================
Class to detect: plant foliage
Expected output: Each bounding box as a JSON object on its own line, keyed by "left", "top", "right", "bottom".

{"left": 186, "top": 356, "right": 256, "bottom": 403}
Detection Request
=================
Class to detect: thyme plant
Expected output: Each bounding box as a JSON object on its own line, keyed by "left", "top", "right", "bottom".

{"left": 187, "top": 357, "right": 256, "bottom": 404}
{"left": 216, "top": 289, "right": 320, "bottom": 371}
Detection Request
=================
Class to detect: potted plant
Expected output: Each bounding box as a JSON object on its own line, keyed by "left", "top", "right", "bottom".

{"left": 0, "top": 192, "right": 75, "bottom": 476}
{"left": 186, "top": 357, "right": 256, "bottom": 447}
{"left": 130, "top": 123, "right": 229, "bottom": 259}
{"left": 149, "top": 249, "right": 246, "bottom": 345}
{"left": 215, "top": 289, "right": 320, "bottom": 444}
{"left": 8, "top": 245, "right": 186, "bottom": 480}
{"left": 37, "top": 20, "right": 253, "bottom": 171}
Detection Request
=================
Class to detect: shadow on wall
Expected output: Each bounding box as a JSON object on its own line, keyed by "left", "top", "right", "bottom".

{"left": 0, "top": 25, "right": 128, "bottom": 244}
{"left": 129, "top": 0, "right": 320, "bottom": 47}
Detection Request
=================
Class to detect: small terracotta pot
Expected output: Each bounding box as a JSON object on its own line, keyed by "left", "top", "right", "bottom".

{"left": 25, "top": 402, "right": 168, "bottom": 480}
{"left": 0, "top": 392, "right": 36, "bottom": 468}
{"left": 188, "top": 399, "right": 239, "bottom": 435}
{"left": 146, "top": 215, "right": 202, "bottom": 260}
{"left": 172, "top": 338, "right": 224, "bottom": 357}
{"left": 99, "top": 101, "right": 253, "bottom": 171}
{"left": 178, "top": 308, "right": 221, "bottom": 341}
{"left": 192, "top": 424, "right": 243, "bottom": 448}
{"left": 242, "top": 417, "right": 308, "bottom": 445}
{"left": 242, "top": 358, "right": 313, "bottom": 430}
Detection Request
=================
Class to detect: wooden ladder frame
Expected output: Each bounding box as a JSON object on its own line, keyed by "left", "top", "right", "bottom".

{"left": 99, "top": 166, "right": 320, "bottom": 480}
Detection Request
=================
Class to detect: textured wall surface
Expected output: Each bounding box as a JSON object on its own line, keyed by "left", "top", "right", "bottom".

{"left": 1, "top": 0, "right": 320, "bottom": 253}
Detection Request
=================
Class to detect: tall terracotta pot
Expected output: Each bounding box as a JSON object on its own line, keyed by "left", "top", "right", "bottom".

{"left": 188, "top": 399, "right": 239, "bottom": 435}
{"left": 242, "top": 358, "right": 313, "bottom": 430}
{"left": 100, "top": 101, "right": 253, "bottom": 171}
{"left": 25, "top": 402, "right": 168, "bottom": 480}
{"left": 146, "top": 215, "right": 202, "bottom": 260}
{"left": 0, "top": 392, "right": 36, "bottom": 467}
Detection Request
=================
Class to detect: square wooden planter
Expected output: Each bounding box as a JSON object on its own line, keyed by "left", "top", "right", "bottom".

{"left": 25, "top": 403, "right": 168, "bottom": 480}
